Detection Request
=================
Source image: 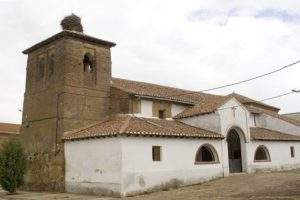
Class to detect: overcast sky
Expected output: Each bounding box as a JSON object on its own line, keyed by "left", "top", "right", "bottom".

{"left": 0, "top": 0, "right": 300, "bottom": 123}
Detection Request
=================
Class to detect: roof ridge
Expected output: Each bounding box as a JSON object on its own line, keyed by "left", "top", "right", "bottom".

{"left": 136, "top": 117, "right": 164, "bottom": 128}
{"left": 0, "top": 122, "right": 21, "bottom": 125}
{"left": 228, "top": 92, "right": 279, "bottom": 110}
{"left": 118, "top": 115, "right": 131, "bottom": 134}
{"left": 112, "top": 77, "right": 197, "bottom": 93}
{"left": 112, "top": 77, "right": 223, "bottom": 98}
{"left": 282, "top": 112, "right": 300, "bottom": 115}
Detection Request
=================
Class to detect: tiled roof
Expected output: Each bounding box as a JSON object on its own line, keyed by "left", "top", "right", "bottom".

{"left": 111, "top": 78, "right": 279, "bottom": 119}
{"left": 111, "top": 77, "right": 223, "bottom": 105}
{"left": 173, "top": 97, "right": 226, "bottom": 118}
{"left": 174, "top": 93, "right": 279, "bottom": 119}
{"left": 23, "top": 30, "right": 116, "bottom": 54}
{"left": 246, "top": 106, "right": 300, "bottom": 126}
{"left": 63, "top": 115, "right": 224, "bottom": 141}
{"left": 282, "top": 112, "right": 300, "bottom": 123}
{"left": 227, "top": 93, "right": 279, "bottom": 111}
{"left": 0, "top": 123, "right": 20, "bottom": 135}
{"left": 250, "top": 127, "right": 300, "bottom": 141}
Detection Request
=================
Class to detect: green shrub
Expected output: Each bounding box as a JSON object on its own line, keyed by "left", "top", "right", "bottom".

{"left": 0, "top": 139, "right": 27, "bottom": 194}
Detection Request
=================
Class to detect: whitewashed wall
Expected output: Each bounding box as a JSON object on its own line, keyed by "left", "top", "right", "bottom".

{"left": 256, "top": 113, "right": 300, "bottom": 136}
{"left": 180, "top": 112, "right": 221, "bottom": 133}
{"left": 135, "top": 99, "right": 153, "bottom": 118}
{"left": 120, "top": 137, "right": 224, "bottom": 196}
{"left": 171, "top": 104, "right": 187, "bottom": 117}
{"left": 65, "top": 137, "right": 122, "bottom": 196}
{"left": 64, "top": 97, "right": 300, "bottom": 197}
{"left": 248, "top": 141, "right": 300, "bottom": 172}
{"left": 217, "top": 98, "right": 251, "bottom": 175}
{"left": 135, "top": 99, "right": 188, "bottom": 119}
{"left": 217, "top": 98, "right": 250, "bottom": 140}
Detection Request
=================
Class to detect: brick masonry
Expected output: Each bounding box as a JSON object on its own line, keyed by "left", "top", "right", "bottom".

{"left": 20, "top": 35, "right": 113, "bottom": 191}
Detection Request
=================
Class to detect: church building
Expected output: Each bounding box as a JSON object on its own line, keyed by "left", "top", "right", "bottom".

{"left": 20, "top": 15, "right": 300, "bottom": 197}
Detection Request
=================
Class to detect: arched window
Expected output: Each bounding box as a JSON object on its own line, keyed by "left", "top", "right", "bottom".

{"left": 83, "top": 53, "right": 94, "bottom": 73}
{"left": 254, "top": 145, "right": 270, "bottom": 162}
{"left": 195, "top": 144, "right": 219, "bottom": 164}
{"left": 48, "top": 54, "right": 54, "bottom": 77}
{"left": 36, "top": 57, "right": 45, "bottom": 81}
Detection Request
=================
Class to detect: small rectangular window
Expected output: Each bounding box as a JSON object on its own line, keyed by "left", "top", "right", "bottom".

{"left": 290, "top": 146, "right": 295, "bottom": 158}
{"left": 158, "top": 110, "right": 165, "bottom": 119}
{"left": 152, "top": 146, "right": 161, "bottom": 161}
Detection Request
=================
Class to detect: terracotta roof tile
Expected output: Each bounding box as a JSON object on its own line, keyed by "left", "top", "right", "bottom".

{"left": 111, "top": 77, "right": 222, "bottom": 105}
{"left": 227, "top": 93, "right": 279, "bottom": 111}
{"left": 111, "top": 78, "right": 279, "bottom": 119}
{"left": 282, "top": 112, "right": 300, "bottom": 122}
{"left": 250, "top": 127, "right": 300, "bottom": 141}
{"left": 174, "top": 93, "right": 280, "bottom": 119}
{"left": 63, "top": 115, "right": 224, "bottom": 141}
{"left": 0, "top": 123, "right": 20, "bottom": 135}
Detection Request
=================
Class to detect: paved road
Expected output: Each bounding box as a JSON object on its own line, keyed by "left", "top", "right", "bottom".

{"left": 1, "top": 169, "right": 300, "bottom": 200}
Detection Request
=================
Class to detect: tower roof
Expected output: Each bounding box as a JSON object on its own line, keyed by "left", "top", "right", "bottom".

{"left": 23, "top": 14, "right": 116, "bottom": 54}
{"left": 23, "top": 30, "right": 116, "bottom": 54}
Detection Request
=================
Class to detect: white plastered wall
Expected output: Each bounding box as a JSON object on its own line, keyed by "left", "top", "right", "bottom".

{"left": 171, "top": 104, "right": 187, "bottom": 117}
{"left": 255, "top": 113, "right": 300, "bottom": 136}
{"left": 65, "top": 137, "right": 122, "bottom": 196}
{"left": 180, "top": 112, "right": 221, "bottom": 133}
{"left": 217, "top": 98, "right": 251, "bottom": 175}
{"left": 135, "top": 99, "right": 153, "bottom": 118}
{"left": 248, "top": 141, "right": 300, "bottom": 172}
{"left": 65, "top": 136, "right": 224, "bottom": 196}
{"left": 135, "top": 99, "right": 188, "bottom": 119}
{"left": 120, "top": 137, "right": 224, "bottom": 196}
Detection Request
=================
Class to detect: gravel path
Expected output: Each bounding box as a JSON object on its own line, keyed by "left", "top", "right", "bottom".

{"left": 1, "top": 169, "right": 300, "bottom": 200}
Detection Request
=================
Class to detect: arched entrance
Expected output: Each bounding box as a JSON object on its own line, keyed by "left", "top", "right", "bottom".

{"left": 227, "top": 129, "right": 242, "bottom": 173}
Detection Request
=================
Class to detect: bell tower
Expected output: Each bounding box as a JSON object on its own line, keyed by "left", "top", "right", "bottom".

{"left": 20, "top": 14, "right": 116, "bottom": 190}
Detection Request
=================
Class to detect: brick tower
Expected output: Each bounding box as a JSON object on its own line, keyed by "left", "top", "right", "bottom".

{"left": 20, "top": 14, "right": 116, "bottom": 190}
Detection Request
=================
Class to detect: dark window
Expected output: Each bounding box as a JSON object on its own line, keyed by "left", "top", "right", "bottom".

{"left": 152, "top": 146, "right": 161, "bottom": 161}
{"left": 48, "top": 54, "right": 54, "bottom": 77}
{"left": 254, "top": 146, "right": 270, "bottom": 161}
{"left": 195, "top": 144, "right": 218, "bottom": 163}
{"left": 291, "top": 146, "right": 295, "bottom": 158}
{"left": 37, "top": 57, "right": 45, "bottom": 80}
{"left": 83, "top": 53, "right": 94, "bottom": 73}
{"left": 158, "top": 110, "right": 165, "bottom": 119}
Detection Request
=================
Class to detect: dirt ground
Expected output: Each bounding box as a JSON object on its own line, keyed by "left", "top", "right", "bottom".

{"left": 1, "top": 169, "right": 300, "bottom": 200}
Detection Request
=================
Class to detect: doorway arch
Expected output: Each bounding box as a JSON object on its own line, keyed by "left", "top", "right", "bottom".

{"left": 227, "top": 128, "right": 243, "bottom": 173}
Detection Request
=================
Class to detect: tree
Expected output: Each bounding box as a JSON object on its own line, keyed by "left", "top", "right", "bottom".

{"left": 0, "top": 139, "right": 27, "bottom": 194}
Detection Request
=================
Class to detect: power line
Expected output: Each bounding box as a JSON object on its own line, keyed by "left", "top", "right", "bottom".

{"left": 165, "top": 60, "right": 300, "bottom": 98}
{"left": 260, "top": 91, "right": 294, "bottom": 102}
{"left": 218, "top": 90, "right": 299, "bottom": 111}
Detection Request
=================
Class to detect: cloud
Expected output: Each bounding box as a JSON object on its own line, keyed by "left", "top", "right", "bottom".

{"left": 0, "top": 0, "right": 300, "bottom": 123}
{"left": 255, "top": 9, "right": 300, "bottom": 23}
